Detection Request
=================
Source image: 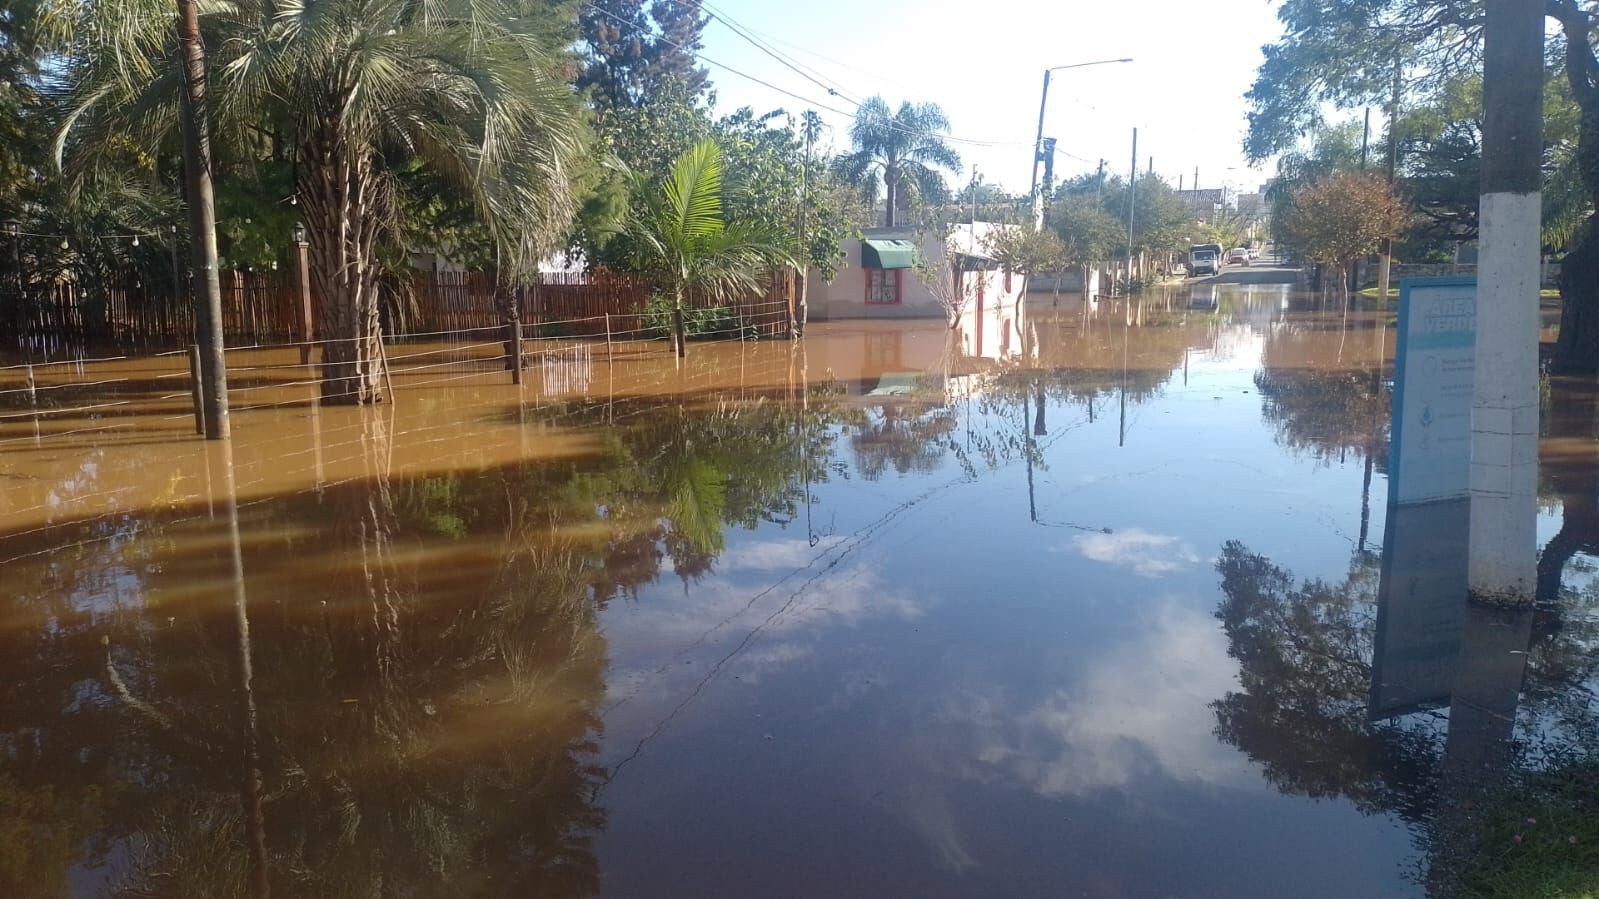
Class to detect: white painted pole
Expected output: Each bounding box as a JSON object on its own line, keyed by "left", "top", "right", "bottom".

{"left": 1469, "top": 0, "right": 1544, "bottom": 605}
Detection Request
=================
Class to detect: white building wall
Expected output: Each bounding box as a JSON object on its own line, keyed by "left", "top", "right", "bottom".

{"left": 808, "top": 224, "right": 1028, "bottom": 321}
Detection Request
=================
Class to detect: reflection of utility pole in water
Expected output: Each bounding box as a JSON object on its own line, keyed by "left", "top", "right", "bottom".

{"left": 207, "top": 440, "right": 271, "bottom": 897}
{"left": 1429, "top": 602, "right": 1535, "bottom": 893}
{"left": 1119, "top": 300, "right": 1130, "bottom": 447}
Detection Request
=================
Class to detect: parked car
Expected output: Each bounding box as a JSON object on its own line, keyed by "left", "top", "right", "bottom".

{"left": 1227, "top": 247, "right": 1250, "bottom": 266}
{"left": 1247, "top": 247, "right": 1261, "bottom": 261}
{"left": 1190, "top": 251, "right": 1219, "bottom": 277}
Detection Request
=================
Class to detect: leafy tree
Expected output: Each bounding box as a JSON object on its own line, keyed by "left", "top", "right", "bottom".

{"left": 981, "top": 220, "right": 1069, "bottom": 296}
{"left": 578, "top": 0, "right": 709, "bottom": 113}
{"left": 1281, "top": 172, "right": 1408, "bottom": 296}
{"left": 578, "top": 88, "right": 860, "bottom": 280}
{"left": 1093, "top": 173, "right": 1193, "bottom": 266}
{"left": 48, "top": 0, "right": 590, "bottom": 403}
{"left": 1050, "top": 193, "right": 1123, "bottom": 265}
{"left": 834, "top": 96, "right": 961, "bottom": 228}
{"left": 0, "top": 0, "right": 43, "bottom": 216}
{"left": 1195, "top": 209, "right": 1254, "bottom": 252}
{"left": 622, "top": 139, "right": 795, "bottom": 355}
{"left": 1241, "top": 0, "right": 1599, "bottom": 372}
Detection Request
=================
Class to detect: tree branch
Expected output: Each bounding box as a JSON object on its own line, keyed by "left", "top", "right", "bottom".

{"left": 1550, "top": 0, "right": 1599, "bottom": 108}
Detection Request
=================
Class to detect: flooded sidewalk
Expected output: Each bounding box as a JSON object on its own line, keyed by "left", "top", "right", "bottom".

{"left": 2, "top": 285, "right": 1595, "bottom": 897}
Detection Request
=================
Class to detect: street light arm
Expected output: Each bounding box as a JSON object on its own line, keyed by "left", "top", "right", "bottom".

{"left": 1047, "top": 57, "right": 1134, "bottom": 72}
{"left": 1030, "top": 56, "right": 1135, "bottom": 229}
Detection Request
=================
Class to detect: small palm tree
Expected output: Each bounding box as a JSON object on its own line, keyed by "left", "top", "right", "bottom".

{"left": 625, "top": 139, "right": 794, "bottom": 358}
{"left": 835, "top": 97, "right": 961, "bottom": 228}
{"left": 46, "top": 0, "right": 586, "bottom": 404}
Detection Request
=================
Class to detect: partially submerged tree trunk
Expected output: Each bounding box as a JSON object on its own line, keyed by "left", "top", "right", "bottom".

{"left": 301, "top": 122, "right": 387, "bottom": 405}
{"left": 1552, "top": 4, "right": 1599, "bottom": 374}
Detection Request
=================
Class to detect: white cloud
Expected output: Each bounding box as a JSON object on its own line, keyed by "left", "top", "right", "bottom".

{"left": 1068, "top": 528, "right": 1203, "bottom": 577}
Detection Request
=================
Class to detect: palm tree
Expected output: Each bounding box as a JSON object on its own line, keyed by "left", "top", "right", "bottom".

{"left": 46, "top": 0, "right": 587, "bottom": 404}
{"left": 625, "top": 139, "right": 794, "bottom": 358}
{"left": 835, "top": 97, "right": 961, "bottom": 228}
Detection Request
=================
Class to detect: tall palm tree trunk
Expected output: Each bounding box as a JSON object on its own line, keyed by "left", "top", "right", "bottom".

{"left": 673, "top": 285, "right": 687, "bottom": 358}
{"left": 302, "top": 124, "right": 386, "bottom": 405}
{"left": 884, "top": 162, "right": 898, "bottom": 228}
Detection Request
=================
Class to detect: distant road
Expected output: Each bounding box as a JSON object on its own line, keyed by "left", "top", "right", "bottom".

{"left": 1191, "top": 263, "right": 1303, "bottom": 286}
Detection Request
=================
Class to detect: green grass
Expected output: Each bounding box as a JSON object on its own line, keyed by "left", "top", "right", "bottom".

{"left": 1455, "top": 763, "right": 1599, "bottom": 898}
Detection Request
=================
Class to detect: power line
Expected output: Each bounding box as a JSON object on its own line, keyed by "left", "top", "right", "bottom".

{"left": 582, "top": 1, "right": 1039, "bottom": 151}
{"left": 582, "top": 2, "right": 857, "bottom": 117}
{"left": 698, "top": 2, "right": 863, "bottom": 107}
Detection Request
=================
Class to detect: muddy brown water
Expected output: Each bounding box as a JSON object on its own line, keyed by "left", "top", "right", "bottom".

{"left": 1, "top": 285, "right": 1594, "bottom": 897}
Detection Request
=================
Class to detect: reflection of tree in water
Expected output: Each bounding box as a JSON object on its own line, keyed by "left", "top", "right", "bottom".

{"left": 1213, "top": 543, "right": 1441, "bottom": 817}
{"left": 850, "top": 401, "right": 959, "bottom": 481}
{"left": 1212, "top": 536, "right": 1599, "bottom": 892}
{"left": 844, "top": 304, "right": 1194, "bottom": 483}
{"left": 1254, "top": 323, "right": 1389, "bottom": 469}
{"left": 0, "top": 390, "right": 866, "bottom": 895}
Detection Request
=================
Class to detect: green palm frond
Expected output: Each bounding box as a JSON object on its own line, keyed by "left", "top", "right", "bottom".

{"left": 46, "top": 0, "right": 588, "bottom": 280}
{"left": 663, "top": 138, "right": 724, "bottom": 246}
{"left": 624, "top": 139, "right": 795, "bottom": 312}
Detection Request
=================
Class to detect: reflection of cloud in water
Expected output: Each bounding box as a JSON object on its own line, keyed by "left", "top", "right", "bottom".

{"left": 717, "top": 536, "right": 847, "bottom": 572}
{"left": 604, "top": 560, "right": 920, "bottom": 710}
{"left": 1067, "top": 528, "right": 1203, "bottom": 577}
{"left": 946, "top": 603, "right": 1251, "bottom": 798}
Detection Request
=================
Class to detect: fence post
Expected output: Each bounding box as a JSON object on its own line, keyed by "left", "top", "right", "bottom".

{"left": 604, "top": 312, "right": 612, "bottom": 357}
{"left": 293, "top": 223, "right": 313, "bottom": 365}
{"left": 187, "top": 344, "right": 205, "bottom": 435}
{"left": 23, "top": 361, "right": 35, "bottom": 407}
{"left": 510, "top": 316, "right": 523, "bottom": 385}
{"left": 377, "top": 329, "right": 397, "bottom": 403}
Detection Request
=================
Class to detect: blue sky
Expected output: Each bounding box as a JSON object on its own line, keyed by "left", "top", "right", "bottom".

{"left": 695, "top": 0, "right": 1288, "bottom": 196}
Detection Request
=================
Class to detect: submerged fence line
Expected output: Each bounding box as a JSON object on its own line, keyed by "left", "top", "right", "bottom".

{"left": 0, "top": 296, "right": 792, "bottom": 451}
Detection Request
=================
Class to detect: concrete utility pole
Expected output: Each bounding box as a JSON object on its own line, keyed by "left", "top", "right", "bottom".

{"left": 1095, "top": 159, "right": 1106, "bottom": 210}
{"left": 1030, "top": 58, "right": 1133, "bottom": 229}
{"left": 176, "top": 0, "right": 230, "bottom": 440}
{"left": 1470, "top": 0, "right": 1544, "bottom": 604}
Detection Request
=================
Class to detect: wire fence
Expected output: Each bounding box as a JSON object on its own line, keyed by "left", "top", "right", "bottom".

{"left": 0, "top": 297, "right": 795, "bottom": 450}
{"left": 0, "top": 305, "right": 810, "bottom": 556}
{"left": 0, "top": 261, "right": 800, "bottom": 353}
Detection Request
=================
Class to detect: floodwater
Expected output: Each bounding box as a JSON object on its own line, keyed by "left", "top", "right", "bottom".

{"left": 2, "top": 281, "right": 1595, "bottom": 897}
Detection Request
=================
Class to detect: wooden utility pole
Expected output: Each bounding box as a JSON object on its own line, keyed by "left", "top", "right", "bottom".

{"left": 1469, "top": 0, "right": 1545, "bottom": 604}
{"left": 1377, "top": 52, "right": 1402, "bottom": 306}
{"left": 1360, "top": 107, "right": 1372, "bottom": 170}
{"left": 292, "top": 223, "right": 313, "bottom": 365}
{"left": 1094, "top": 159, "right": 1106, "bottom": 210}
{"left": 1125, "top": 128, "right": 1138, "bottom": 291}
{"left": 794, "top": 112, "right": 815, "bottom": 338}
{"left": 176, "top": 0, "right": 230, "bottom": 440}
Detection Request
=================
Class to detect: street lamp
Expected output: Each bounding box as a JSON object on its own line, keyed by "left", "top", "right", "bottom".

{"left": 1030, "top": 57, "right": 1134, "bottom": 227}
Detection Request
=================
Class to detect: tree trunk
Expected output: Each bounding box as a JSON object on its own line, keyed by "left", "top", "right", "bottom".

{"left": 1552, "top": 12, "right": 1599, "bottom": 374}
{"left": 884, "top": 163, "right": 897, "bottom": 228}
{"left": 301, "top": 124, "right": 386, "bottom": 405}
{"left": 673, "top": 285, "right": 686, "bottom": 358}
{"left": 499, "top": 281, "right": 521, "bottom": 371}
{"left": 1555, "top": 216, "right": 1599, "bottom": 373}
